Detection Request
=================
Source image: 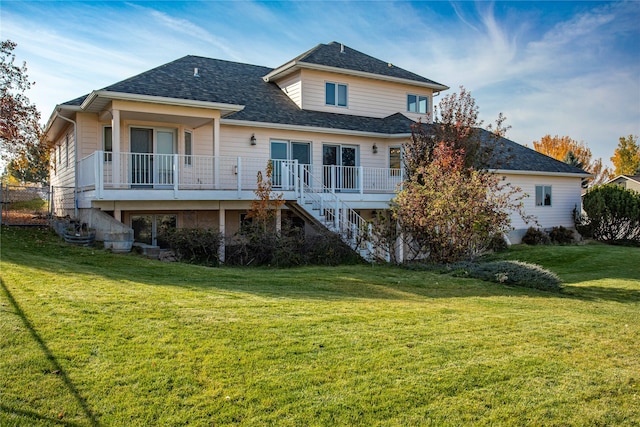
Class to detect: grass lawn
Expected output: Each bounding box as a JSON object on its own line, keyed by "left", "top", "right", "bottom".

{"left": 1, "top": 226, "right": 639, "bottom": 426}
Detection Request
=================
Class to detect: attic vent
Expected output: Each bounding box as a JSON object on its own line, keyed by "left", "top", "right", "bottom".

{"left": 340, "top": 44, "right": 345, "bottom": 54}
{"left": 388, "top": 63, "right": 393, "bottom": 68}
{"left": 193, "top": 67, "right": 200, "bottom": 77}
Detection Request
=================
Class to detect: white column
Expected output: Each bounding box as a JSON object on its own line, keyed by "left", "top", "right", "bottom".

{"left": 111, "top": 109, "right": 121, "bottom": 186}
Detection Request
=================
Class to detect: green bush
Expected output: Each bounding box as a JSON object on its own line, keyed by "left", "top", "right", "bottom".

{"left": 487, "top": 233, "right": 509, "bottom": 252}
{"left": 578, "top": 185, "right": 640, "bottom": 243}
{"left": 225, "top": 226, "right": 362, "bottom": 267}
{"left": 521, "top": 227, "right": 550, "bottom": 245}
{"left": 443, "top": 260, "right": 562, "bottom": 292}
{"left": 161, "top": 228, "right": 223, "bottom": 266}
{"left": 549, "top": 226, "right": 575, "bottom": 244}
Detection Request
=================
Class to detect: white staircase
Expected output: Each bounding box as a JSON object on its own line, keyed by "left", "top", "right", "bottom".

{"left": 288, "top": 164, "right": 391, "bottom": 263}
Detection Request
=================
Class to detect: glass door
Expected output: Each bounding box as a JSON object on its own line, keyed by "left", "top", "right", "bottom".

{"left": 323, "top": 144, "right": 358, "bottom": 191}
{"left": 155, "top": 130, "right": 175, "bottom": 187}
{"left": 131, "top": 128, "right": 153, "bottom": 186}
{"left": 270, "top": 141, "right": 288, "bottom": 188}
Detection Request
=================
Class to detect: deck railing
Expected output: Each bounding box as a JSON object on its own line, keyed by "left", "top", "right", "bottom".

{"left": 78, "top": 151, "right": 402, "bottom": 196}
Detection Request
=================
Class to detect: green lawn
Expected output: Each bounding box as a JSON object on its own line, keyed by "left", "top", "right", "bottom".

{"left": 1, "top": 227, "right": 639, "bottom": 426}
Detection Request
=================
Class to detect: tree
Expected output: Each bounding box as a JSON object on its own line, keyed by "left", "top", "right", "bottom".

{"left": 611, "top": 135, "right": 640, "bottom": 176}
{"left": 1, "top": 40, "right": 47, "bottom": 183}
{"left": 533, "top": 134, "right": 612, "bottom": 187}
{"left": 394, "top": 87, "right": 529, "bottom": 263}
{"left": 395, "top": 141, "right": 527, "bottom": 263}
{"left": 576, "top": 185, "right": 640, "bottom": 243}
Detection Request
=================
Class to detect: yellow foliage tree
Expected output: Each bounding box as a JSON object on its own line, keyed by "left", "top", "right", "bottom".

{"left": 611, "top": 135, "right": 640, "bottom": 176}
{"left": 533, "top": 134, "right": 611, "bottom": 187}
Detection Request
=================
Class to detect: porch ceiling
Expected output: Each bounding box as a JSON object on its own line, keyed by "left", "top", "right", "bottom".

{"left": 119, "top": 110, "right": 213, "bottom": 128}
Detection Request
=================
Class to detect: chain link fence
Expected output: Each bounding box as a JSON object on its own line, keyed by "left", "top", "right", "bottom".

{"left": 0, "top": 184, "right": 51, "bottom": 226}
{"left": 0, "top": 184, "right": 77, "bottom": 226}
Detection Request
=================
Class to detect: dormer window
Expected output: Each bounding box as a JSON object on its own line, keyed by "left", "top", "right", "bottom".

{"left": 407, "top": 94, "right": 428, "bottom": 114}
{"left": 326, "top": 82, "right": 347, "bottom": 107}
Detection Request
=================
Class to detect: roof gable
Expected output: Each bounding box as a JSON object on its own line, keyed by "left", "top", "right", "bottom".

{"left": 263, "top": 42, "right": 448, "bottom": 90}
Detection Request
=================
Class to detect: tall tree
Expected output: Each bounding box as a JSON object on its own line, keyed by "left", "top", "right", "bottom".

{"left": 1, "top": 40, "right": 46, "bottom": 182}
{"left": 395, "top": 87, "right": 529, "bottom": 263}
{"left": 533, "top": 134, "right": 611, "bottom": 187}
{"left": 611, "top": 135, "right": 640, "bottom": 176}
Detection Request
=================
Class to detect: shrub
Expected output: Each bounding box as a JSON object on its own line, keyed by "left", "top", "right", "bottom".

{"left": 161, "top": 228, "right": 223, "bottom": 266}
{"left": 549, "top": 226, "right": 575, "bottom": 244}
{"left": 445, "top": 260, "right": 562, "bottom": 292}
{"left": 225, "top": 227, "right": 362, "bottom": 267}
{"left": 487, "top": 233, "right": 509, "bottom": 252}
{"left": 521, "top": 227, "right": 550, "bottom": 245}
{"left": 578, "top": 185, "right": 640, "bottom": 243}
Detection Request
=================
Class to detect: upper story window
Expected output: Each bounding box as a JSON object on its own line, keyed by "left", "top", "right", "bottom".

{"left": 407, "top": 94, "right": 428, "bottom": 114}
{"left": 535, "top": 185, "right": 552, "bottom": 206}
{"left": 326, "top": 82, "right": 347, "bottom": 107}
{"left": 103, "top": 126, "right": 113, "bottom": 162}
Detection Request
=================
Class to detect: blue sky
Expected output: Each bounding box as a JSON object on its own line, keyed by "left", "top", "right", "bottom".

{"left": 2, "top": 0, "right": 639, "bottom": 165}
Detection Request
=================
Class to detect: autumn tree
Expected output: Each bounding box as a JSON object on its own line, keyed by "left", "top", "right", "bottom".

{"left": 1, "top": 40, "right": 47, "bottom": 183}
{"left": 611, "top": 135, "right": 640, "bottom": 176}
{"left": 394, "top": 87, "right": 529, "bottom": 263}
{"left": 533, "top": 134, "right": 611, "bottom": 187}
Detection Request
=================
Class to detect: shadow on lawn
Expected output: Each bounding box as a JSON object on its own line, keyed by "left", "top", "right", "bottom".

{"left": 0, "top": 278, "right": 100, "bottom": 427}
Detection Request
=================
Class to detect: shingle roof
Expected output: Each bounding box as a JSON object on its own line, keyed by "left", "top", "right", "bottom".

{"left": 60, "top": 47, "right": 586, "bottom": 176}
{"left": 293, "top": 42, "right": 447, "bottom": 88}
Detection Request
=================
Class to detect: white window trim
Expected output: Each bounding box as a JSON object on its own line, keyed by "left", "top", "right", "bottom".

{"left": 103, "top": 126, "right": 113, "bottom": 162}
{"left": 535, "top": 185, "right": 553, "bottom": 207}
{"left": 184, "top": 130, "right": 193, "bottom": 166}
{"left": 407, "top": 93, "right": 429, "bottom": 114}
{"left": 325, "top": 81, "right": 348, "bottom": 108}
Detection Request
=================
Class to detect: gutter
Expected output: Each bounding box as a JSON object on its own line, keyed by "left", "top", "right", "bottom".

{"left": 54, "top": 111, "right": 79, "bottom": 219}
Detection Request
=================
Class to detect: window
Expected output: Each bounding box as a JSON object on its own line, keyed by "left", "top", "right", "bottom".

{"left": 407, "top": 94, "right": 428, "bottom": 114}
{"left": 103, "top": 126, "right": 113, "bottom": 162}
{"left": 535, "top": 185, "right": 552, "bottom": 206}
{"left": 184, "top": 130, "right": 192, "bottom": 165}
{"left": 65, "top": 135, "right": 69, "bottom": 167}
{"left": 325, "top": 82, "right": 347, "bottom": 107}
{"left": 389, "top": 146, "right": 402, "bottom": 177}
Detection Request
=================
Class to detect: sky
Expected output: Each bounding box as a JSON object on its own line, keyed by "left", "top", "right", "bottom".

{"left": 2, "top": 0, "right": 639, "bottom": 166}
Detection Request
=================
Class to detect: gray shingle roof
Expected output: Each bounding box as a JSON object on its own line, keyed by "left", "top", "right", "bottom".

{"left": 293, "top": 42, "right": 447, "bottom": 88}
{"left": 61, "top": 47, "right": 586, "bottom": 176}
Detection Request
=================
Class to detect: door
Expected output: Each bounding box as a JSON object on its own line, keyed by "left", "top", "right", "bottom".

{"left": 131, "top": 214, "right": 176, "bottom": 247}
{"left": 156, "top": 130, "right": 175, "bottom": 186}
{"left": 131, "top": 128, "right": 153, "bottom": 185}
{"left": 323, "top": 144, "right": 358, "bottom": 191}
{"left": 271, "top": 141, "right": 311, "bottom": 188}
{"left": 130, "top": 128, "right": 175, "bottom": 187}
{"left": 270, "top": 141, "right": 288, "bottom": 188}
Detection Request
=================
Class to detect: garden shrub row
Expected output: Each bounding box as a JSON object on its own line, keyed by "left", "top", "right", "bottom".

{"left": 522, "top": 226, "right": 575, "bottom": 245}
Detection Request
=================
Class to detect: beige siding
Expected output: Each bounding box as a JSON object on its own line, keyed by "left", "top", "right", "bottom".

{"left": 49, "top": 124, "right": 76, "bottom": 190}
{"left": 277, "top": 71, "right": 302, "bottom": 108}
{"left": 299, "top": 69, "right": 433, "bottom": 119}
{"left": 504, "top": 173, "right": 583, "bottom": 234}
{"left": 219, "top": 124, "right": 404, "bottom": 170}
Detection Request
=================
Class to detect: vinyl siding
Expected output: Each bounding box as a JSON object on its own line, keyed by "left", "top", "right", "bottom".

{"left": 277, "top": 71, "right": 302, "bottom": 108}
{"left": 299, "top": 69, "right": 433, "bottom": 119}
{"left": 504, "top": 173, "right": 583, "bottom": 234}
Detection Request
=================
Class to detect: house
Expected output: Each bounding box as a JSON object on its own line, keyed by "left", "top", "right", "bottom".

{"left": 44, "top": 42, "right": 588, "bottom": 260}
{"left": 606, "top": 175, "right": 640, "bottom": 192}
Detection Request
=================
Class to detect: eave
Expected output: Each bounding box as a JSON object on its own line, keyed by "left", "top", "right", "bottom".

{"left": 263, "top": 62, "right": 449, "bottom": 92}
{"left": 221, "top": 118, "right": 411, "bottom": 139}
{"left": 81, "top": 90, "right": 245, "bottom": 116}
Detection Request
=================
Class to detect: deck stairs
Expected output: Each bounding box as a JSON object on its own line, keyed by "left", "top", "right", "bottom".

{"left": 287, "top": 167, "right": 391, "bottom": 263}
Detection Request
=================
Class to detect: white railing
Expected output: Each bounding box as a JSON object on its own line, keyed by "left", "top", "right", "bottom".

{"left": 296, "top": 164, "right": 390, "bottom": 262}
{"left": 77, "top": 151, "right": 401, "bottom": 196}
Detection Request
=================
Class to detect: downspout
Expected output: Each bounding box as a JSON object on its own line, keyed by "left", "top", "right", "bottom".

{"left": 55, "top": 111, "right": 78, "bottom": 219}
